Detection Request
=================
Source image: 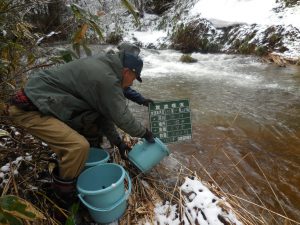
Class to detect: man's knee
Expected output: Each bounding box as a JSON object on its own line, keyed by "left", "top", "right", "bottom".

{"left": 78, "top": 138, "right": 90, "bottom": 156}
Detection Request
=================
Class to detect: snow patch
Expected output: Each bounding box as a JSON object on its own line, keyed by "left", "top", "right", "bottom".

{"left": 141, "top": 176, "right": 242, "bottom": 225}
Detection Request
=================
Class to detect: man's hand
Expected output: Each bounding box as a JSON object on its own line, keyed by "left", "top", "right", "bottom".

{"left": 142, "top": 129, "right": 155, "bottom": 143}
{"left": 141, "top": 98, "right": 154, "bottom": 107}
{"left": 117, "top": 141, "right": 131, "bottom": 160}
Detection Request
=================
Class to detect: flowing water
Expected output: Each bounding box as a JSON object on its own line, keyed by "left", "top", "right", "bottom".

{"left": 129, "top": 49, "right": 300, "bottom": 222}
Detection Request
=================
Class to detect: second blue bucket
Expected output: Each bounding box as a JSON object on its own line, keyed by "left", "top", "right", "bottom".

{"left": 77, "top": 163, "right": 132, "bottom": 223}
{"left": 85, "top": 147, "right": 110, "bottom": 170}
{"left": 77, "top": 163, "right": 129, "bottom": 208}
{"left": 128, "top": 137, "right": 170, "bottom": 173}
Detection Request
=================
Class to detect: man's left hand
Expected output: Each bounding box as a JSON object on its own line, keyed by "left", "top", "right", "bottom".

{"left": 141, "top": 99, "right": 154, "bottom": 107}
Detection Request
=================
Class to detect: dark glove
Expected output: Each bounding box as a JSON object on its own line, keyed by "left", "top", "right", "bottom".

{"left": 116, "top": 141, "right": 131, "bottom": 160}
{"left": 141, "top": 98, "right": 154, "bottom": 107}
{"left": 142, "top": 129, "right": 155, "bottom": 143}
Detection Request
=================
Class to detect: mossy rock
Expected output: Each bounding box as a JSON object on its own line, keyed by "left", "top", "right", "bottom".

{"left": 180, "top": 54, "right": 198, "bottom": 63}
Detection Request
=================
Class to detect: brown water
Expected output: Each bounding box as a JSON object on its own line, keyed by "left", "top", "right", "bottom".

{"left": 130, "top": 50, "right": 300, "bottom": 223}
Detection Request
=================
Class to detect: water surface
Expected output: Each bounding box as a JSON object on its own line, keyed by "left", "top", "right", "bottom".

{"left": 131, "top": 50, "right": 300, "bottom": 222}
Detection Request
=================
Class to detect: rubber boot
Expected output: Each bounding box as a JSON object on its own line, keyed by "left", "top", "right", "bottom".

{"left": 51, "top": 167, "right": 77, "bottom": 209}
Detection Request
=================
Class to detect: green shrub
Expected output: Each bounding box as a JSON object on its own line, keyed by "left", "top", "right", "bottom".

{"left": 106, "top": 31, "right": 123, "bottom": 45}
{"left": 172, "top": 23, "right": 201, "bottom": 53}
{"left": 172, "top": 22, "right": 219, "bottom": 53}
{"left": 278, "top": 46, "right": 288, "bottom": 53}
{"left": 269, "top": 34, "right": 281, "bottom": 46}
{"left": 238, "top": 43, "right": 256, "bottom": 54}
{"left": 145, "top": 0, "right": 175, "bottom": 15}
{"left": 201, "top": 40, "right": 220, "bottom": 53}
{"left": 233, "top": 39, "right": 241, "bottom": 49}
{"left": 283, "top": 0, "right": 299, "bottom": 7}
{"left": 255, "top": 46, "right": 269, "bottom": 56}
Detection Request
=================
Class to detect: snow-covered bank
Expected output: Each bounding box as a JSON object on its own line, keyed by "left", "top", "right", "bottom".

{"left": 190, "top": 0, "right": 300, "bottom": 29}
{"left": 116, "top": 0, "right": 300, "bottom": 63}
{"left": 144, "top": 177, "right": 242, "bottom": 225}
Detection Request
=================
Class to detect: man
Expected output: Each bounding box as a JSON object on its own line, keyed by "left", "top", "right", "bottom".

{"left": 85, "top": 42, "right": 154, "bottom": 147}
{"left": 118, "top": 42, "right": 154, "bottom": 107}
{"left": 7, "top": 49, "right": 155, "bottom": 204}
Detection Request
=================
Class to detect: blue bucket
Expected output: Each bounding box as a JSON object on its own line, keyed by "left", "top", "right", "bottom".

{"left": 128, "top": 137, "right": 170, "bottom": 173}
{"left": 77, "top": 163, "right": 132, "bottom": 223}
{"left": 85, "top": 147, "right": 109, "bottom": 169}
{"left": 77, "top": 163, "right": 130, "bottom": 208}
{"left": 78, "top": 186, "right": 130, "bottom": 224}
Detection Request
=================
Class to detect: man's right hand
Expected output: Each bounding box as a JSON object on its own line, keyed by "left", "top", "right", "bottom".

{"left": 142, "top": 129, "right": 155, "bottom": 143}
{"left": 117, "top": 141, "right": 131, "bottom": 160}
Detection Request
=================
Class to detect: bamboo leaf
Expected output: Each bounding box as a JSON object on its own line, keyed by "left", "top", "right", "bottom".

{"left": 0, "top": 210, "right": 22, "bottom": 225}
{"left": 0, "top": 195, "right": 45, "bottom": 221}
{"left": 0, "top": 210, "right": 7, "bottom": 224}
{"left": 65, "top": 203, "right": 80, "bottom": 225}
{"left": 82, "top": 43, "right": 92, "bottom": 56}
{"left": 121, "top": 0, "right": 140, "bottom": 25}
{"left": 73, "top": 23, "right": 89, "bottom": 44}
{"left": 72, "top": 43, "right": 81, "bottom": 58}
{"left": 61, "top": 52, "right": 73, "bottom": 63}
{"left": 27, "top": 53, "right": 35, "bottom": 66}
{"left": 0, "top": 129, "right": 10, "bottom": 138}
{"left": 88, "top": 20, "right": 105, "bottom": 40}
{"left": 59, "top": 49, "right": 80, "bottom": 62}
{"left": 70, "top": 4, "right": 85, "bottom": 19}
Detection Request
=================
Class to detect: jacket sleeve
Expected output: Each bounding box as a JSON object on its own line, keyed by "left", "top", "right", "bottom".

{"left": 123, "top": 87, "right": 145, "bottom": 105}
{"left": 92, "top": 75, "right": 146, "bottom": 138}
{"left": 96, "top": 117, "right": 120, "bottom": 145}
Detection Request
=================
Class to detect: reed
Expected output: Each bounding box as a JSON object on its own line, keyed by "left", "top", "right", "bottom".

{"left": 0, "top": 121, "right": 299, "bottom": 224}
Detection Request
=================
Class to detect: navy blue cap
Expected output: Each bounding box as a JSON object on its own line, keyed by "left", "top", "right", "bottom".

{"left": 123, "top": 53, "right": 143, "bottom": 82}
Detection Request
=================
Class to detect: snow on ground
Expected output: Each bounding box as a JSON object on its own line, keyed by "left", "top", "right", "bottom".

{"left": 120, "top": 0, "right": 300, "bottom": 59}
{"left": 124, "top": 30, "right": 168, "bottom": 47}
{"left": 190, "top": 0, "right": 300, "bottom": 29}
{"left": 0, "top": 153, "right": 32, "bottom": 188}
{"left": 141, "top": 177, "right": 242, "bottom": 225}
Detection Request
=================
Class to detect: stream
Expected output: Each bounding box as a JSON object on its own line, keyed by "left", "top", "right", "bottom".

{"left": 128, "top": 49, "right": 300, "bottom": 222}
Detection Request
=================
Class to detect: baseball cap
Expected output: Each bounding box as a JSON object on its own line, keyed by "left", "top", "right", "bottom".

{"left": 123, "top": 52, "right": 143, "bottom": 82}
{"left": 118, "top": 42, "right": 141, "bottom": 57}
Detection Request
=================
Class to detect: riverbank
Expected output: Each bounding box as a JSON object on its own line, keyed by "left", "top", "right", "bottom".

{"left": 0, "top": 123, "right": 243, "bottom": 224}
{"left": 262, "top": 52, "right": 300, "bottom": 66}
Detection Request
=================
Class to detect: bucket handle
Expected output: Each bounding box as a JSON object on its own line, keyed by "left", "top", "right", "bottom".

{"left": 78, "top": 171, "right": 132, "bottom": 212}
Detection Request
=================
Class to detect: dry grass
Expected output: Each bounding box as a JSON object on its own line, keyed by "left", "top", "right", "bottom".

{"left": 1, "top": 120, "right": 299, "bottom": 225}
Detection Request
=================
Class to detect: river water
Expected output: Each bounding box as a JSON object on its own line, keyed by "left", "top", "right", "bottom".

{"left": 128, "top": 49, "right": 300, "bottom": 222}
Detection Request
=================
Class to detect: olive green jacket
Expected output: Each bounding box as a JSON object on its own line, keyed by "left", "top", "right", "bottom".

{"left": 24, "top": 52, "right": 146, "bottom": 143}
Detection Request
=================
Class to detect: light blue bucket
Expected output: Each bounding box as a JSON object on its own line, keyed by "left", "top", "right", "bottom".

{"left": 78, "top": 187, "right": 130, "bottom": 224}
{"left": 77, "top": 163, "right": 132, "bottom": 223}
{"left": 128, "top": 137, "right": 170, "bottom": 173}
{"left": 85, "top": 147, "right": 110, "bottom": 169}
{"left": 77, "top": 163, "right": 130, "bottom": 208}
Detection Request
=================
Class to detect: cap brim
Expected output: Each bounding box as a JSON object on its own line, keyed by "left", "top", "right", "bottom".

{"left": 136, "top": 76, "right": 142, "bottom": 83}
